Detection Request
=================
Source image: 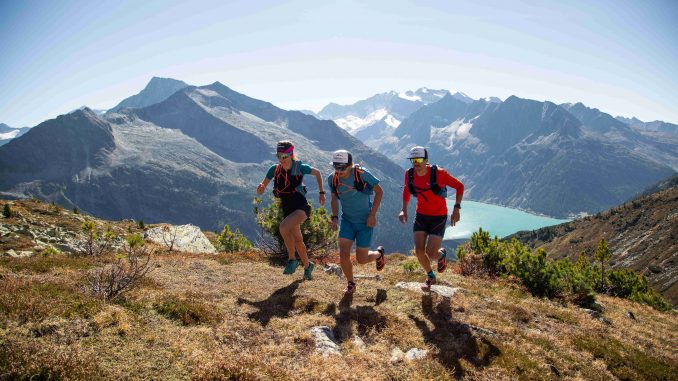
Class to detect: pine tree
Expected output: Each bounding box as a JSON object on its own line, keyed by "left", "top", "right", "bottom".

{"left": 594, "top": 238, "right": 611, "bottom": 291}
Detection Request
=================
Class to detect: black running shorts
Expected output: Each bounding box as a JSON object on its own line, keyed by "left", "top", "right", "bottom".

{"left": 413, "top": 213, "right": 447, "bottom": 237}
{"left": 281, "top": 193, "right": 312, "bottom": 219}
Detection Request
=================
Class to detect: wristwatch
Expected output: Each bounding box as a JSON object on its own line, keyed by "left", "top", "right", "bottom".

{"left": 319, "top": 191, "right": 326, "bottom": 194}
{"left": 454, "top": 203, "right": 461, "bottom": 209}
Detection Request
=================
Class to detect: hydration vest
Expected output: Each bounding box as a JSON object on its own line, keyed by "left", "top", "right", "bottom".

{"left": 331, "top": 165, "right": 371, "bottom": 199}
{"left": 273, "top": 161, "right": 306, "bottom": 197}
{"left": 407, "top": 165, "right": 446, "bottom": 198}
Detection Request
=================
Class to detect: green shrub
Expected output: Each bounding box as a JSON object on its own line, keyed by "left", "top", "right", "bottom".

{"left": 606, "top": 268, "right": 647, "bottom": 298}
{"left": 607, "top": 268, "right": 671, "bottom": 311}
{"left": 482, "top": 238, "right": 507, "bottom": 275}
{"left": 629, "top": 289, "right": 672, "bottom": 312}
{"left": 401, "top": 259, "right": 421, "bottom": 274}
{"left": 2, "top": 204, "right": 11, "bottom": 218}
{"left": 253, "top": 196, "right": 336, "bottom": 260}
{"left": 470, "top": 227, "right": 491, "bottom": 254}
{"left": 40, "top": 246, "right": 60, "bottom": 257}
{"left": 216, "top": 224, "right": 253, "bottom": 252}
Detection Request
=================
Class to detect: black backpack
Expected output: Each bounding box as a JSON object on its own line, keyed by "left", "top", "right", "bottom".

{"left": 331, "top": 165, "right": 371, "bottom": 199}
{"left": 273, "top": 161, "right": 306, "bottom": 197}
{"left": 407, "top": 165, "right": 446, "bottom": 198}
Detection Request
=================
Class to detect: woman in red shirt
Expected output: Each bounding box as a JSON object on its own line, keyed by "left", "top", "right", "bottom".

{"left": 399, "top": 146, "right": 464, "bottom": 289}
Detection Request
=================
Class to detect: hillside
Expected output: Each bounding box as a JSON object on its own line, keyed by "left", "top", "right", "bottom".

{"left": 1, "top": 199, "right": 676, "bottom": 380}
{"left": 510, "top": 177, "right": 678, "bottom": 305}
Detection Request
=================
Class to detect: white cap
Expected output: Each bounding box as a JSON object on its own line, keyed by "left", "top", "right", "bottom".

{"left": 331, "top": 150, "right": 352, "bottom": 165}
{"left": 406, "top": 146, "right": 427, "bottom": 159}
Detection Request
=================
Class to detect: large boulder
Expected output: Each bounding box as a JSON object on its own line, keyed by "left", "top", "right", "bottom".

{"left": 144, "top": 224, "right": 216, "bottom": 254}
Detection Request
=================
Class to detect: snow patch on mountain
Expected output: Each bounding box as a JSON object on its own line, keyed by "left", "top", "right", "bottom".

{"left": 335, "top": 109, "right": 401, "bottom": 134}
{"left": 398, "top": 92, "right": 421, "bottom": 102}
{"left": 430, "top": 119, "right": 475, "bottom": 149}
{"left": 0, "top": 130, "right": 20, "bottom": 140}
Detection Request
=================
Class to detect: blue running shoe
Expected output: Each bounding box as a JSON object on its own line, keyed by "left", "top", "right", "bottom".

{"left": 283, "top": 259, "right": 300, "bottom": 274}
{"left": 303, "top": 262, "right": 315, "bottom": 280}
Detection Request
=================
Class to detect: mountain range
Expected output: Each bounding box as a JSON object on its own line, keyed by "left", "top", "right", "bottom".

{"left": 0, "top": 79, "right": 410, "bottom": 251}
{"left": 320, "top": 91, "right": 677, "bottom": 218}
{"left": 2, "top": 77, "right": 677, "bottom": 251}
{"left": 616, "top": 115, "right": 678, "bottom": 135}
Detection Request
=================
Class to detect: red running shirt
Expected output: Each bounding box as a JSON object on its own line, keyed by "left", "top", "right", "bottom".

{"left": 402, "top": 165, "right": 464, "bottom": 216}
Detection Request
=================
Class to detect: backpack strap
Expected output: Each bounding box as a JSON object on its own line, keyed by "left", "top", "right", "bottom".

{"left": 429, "top": 165, "right": 441, "bottom": 195}
{"left": 407, "top": 167, "right": 417, "bottom": 196}
{"left": 331, "top": 172, "right": 341, "bottom": 199}
{"left": 353, "top": 165, "right": 366, "bottom": 192}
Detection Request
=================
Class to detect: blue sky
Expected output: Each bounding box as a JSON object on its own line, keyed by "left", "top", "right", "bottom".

{"left": 1, "top": 0, "right": 676, "bottom": 127}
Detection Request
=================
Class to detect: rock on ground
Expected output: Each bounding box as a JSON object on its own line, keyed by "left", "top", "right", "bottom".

{"left": 395, "top": 281, "right": 462, "bottom": 298}
{"left": 309, "top": 326, "right": 341, "bottom": 356}
{"left": 145, "top": 224, "right": 216, "bottom": 254}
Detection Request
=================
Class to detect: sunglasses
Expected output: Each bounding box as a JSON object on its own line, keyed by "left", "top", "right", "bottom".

{"left": 276, "top": 153, "right": 291, "bottom": 160}
{"left": 410, "top": 158, "right": 425, "bottom": 164}
{"left": 333, "top": 164, "right": 350, "bottom": 171}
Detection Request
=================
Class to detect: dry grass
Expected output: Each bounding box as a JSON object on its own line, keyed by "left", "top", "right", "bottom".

{"left": 1, "top": 200, "right": 677, "bottom": 379}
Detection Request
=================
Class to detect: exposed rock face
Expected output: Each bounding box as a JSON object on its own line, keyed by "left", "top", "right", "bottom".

{"left": 510, "top": 176, "right": 678, "bottom": 304}
{"left": 144, "top": 224, "right": 216, "bottom": 254}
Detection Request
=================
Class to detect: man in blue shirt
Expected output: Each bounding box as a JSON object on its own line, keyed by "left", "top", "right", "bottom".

{"left": 327, "top": 150, "right": 385, "bottom": 295}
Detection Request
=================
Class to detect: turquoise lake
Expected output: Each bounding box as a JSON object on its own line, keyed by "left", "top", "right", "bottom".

{"left": 443, "top": 200, "right": 570, "bottom": 240}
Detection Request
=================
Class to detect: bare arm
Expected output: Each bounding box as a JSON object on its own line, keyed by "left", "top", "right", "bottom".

{"left": 366, "top": 184, "right": 383, "bottom": 228}
{"left": 256, "top": 177, "right": 271, "bottom": 194}
{"left": 311, "top": 168, "right": 326, "bottom": 205}
{"left": 370, "top": 184, "right": 383, "bottom": 216}
{"left": 400, "top": 172, "right": 410, "bottom": 223}
{"left": 329, "top": 193, "right": 339, "bottom": 230}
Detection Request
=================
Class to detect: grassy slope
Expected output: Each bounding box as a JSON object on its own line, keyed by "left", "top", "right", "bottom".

{"left": 1, "top": 200, "right": 677, "bottom": 380}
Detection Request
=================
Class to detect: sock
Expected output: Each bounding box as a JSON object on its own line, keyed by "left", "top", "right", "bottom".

{"left": 427, "top": 271, "right": 435, "bottom": 278}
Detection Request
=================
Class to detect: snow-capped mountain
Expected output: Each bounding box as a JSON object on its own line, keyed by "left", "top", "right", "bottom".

{"left": 317, "top": 88, "right": 449, "bottom": 150}
{"left": 318, "top": 88, "right": 504, "bottom": 153}
{"left": 0, "top": 123, "right": 30, "bottom": 146}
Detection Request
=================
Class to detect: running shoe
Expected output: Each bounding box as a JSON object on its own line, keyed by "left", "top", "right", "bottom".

{"left": 303, "top": 262, "right": 315, "bottom": 280}
{"left": 437, "top": 248, "right": 447, "bottom": 273}
{"left": 283, "top": 259, "right": 300, "bottom": 274}
{"left": 344, "top": 281, "right": 356, "bottom": 295}
{"left": 375, "top": 246, "right": 386, "bottom": 271}
{"left": 421, "top": 275, "right": 436, "bottom": 291}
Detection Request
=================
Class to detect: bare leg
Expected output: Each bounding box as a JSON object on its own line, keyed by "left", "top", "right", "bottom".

{"left": 426, "top": 235, "right": 443, "bottom": 262}
{"left": 339, "top": 238, "right": 354, "bottom": 283}
{"left": 355, "top": 247, "right": 381, "bottom": 264}
{"left": 292, "top": 222, "right": 310, "bottom": 268}
{"left": 413, "top": 231, "right": 432, "bottom": 273}
{"left": 279, "top": 209, "right": 308, "bottom": 264}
